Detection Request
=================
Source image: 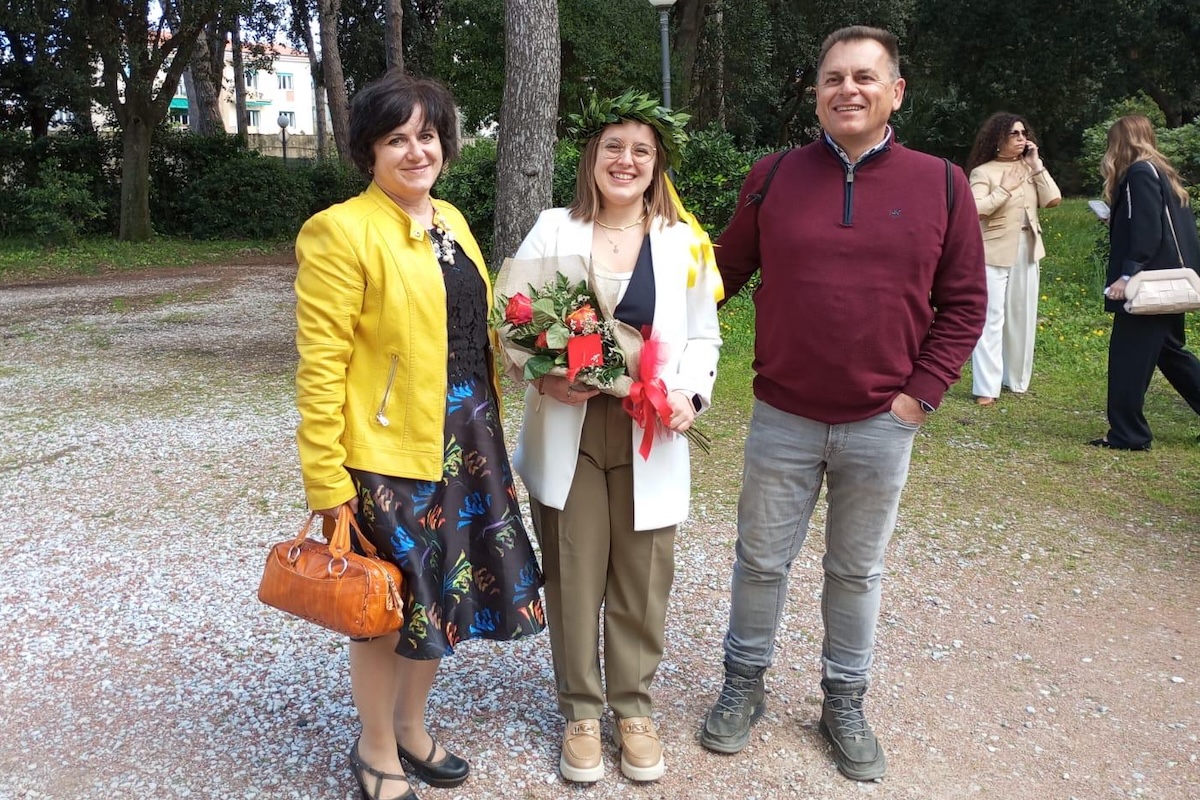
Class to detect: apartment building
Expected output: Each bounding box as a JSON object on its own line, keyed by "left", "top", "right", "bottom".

{"left": 168, "top": 43, "right": 322, "bottom": 135}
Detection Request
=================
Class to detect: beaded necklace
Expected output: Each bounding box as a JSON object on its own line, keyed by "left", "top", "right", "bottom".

{"left": 431, "top": 210, "right": 456, "bottom": 266}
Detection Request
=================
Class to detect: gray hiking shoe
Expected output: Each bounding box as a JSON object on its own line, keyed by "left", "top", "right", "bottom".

{"left": 699, "top": 661, "right": 766, "bottom": 754}
{"left": 819, "top": 680, "right": 887, "bottom": 781}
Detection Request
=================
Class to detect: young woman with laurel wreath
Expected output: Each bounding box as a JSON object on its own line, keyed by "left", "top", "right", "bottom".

{"left": 504, "top": 91, "right": 722, "bottom": 784}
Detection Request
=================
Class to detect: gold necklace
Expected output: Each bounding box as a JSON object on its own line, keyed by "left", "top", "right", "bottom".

{"left": 599, "top": 228, "right": 622, "bottom": 254}
{"left": 595, "top": 213, "right": 645, "bottom": 255}
{"left": 594, "top": 213, "right": 646, "bottom": 232}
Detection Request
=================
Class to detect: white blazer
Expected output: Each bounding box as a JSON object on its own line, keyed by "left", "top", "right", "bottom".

{"left": 511, "top": 208, "right": 722, "bottom": 530}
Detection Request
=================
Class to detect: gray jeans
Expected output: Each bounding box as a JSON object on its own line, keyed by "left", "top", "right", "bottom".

{"left": 723, "top": 399, "right": 917, "bottom": 684}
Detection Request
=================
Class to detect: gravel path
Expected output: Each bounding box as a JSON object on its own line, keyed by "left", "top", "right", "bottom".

{"left": 1, "top": 263, "right": 1197, "bottom": 800}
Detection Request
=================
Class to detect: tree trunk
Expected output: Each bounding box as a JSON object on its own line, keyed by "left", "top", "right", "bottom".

{"left": 317, "top": 0, "right": 351, "bottom": 161}
{"left": 89, "top": 0, "right": 217, "bottom": 240}
{"left": 231, "top": 23, "right": 249, "bottom": 144}
{"left": 494, "top": 0, "right": 560, "bottom": 269}
{"left": 291, "top": 0, "right": 329, "bottom": 159}
{"left": 385, "top": 0, "right": 405, "bottom": 73}
{"left": 118, "top": 106, "right": 155, "bottom": 241}
{"left": 675, "top": 0, "right": 707, "bottom": 109}
{"left": 1141, "top": 80, "right": 1182, "bottom": 128}
{"left": 186, "top": 24, "right": 225, "bottom": 135}
{"left": 692, "top": 1, "right": 724, "bottom": 129}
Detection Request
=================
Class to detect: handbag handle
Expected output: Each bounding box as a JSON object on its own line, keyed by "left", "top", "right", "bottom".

{"left": 1163, "top": 204, "right": 1186, "bottom": 268}
{"left": 1147, "top": 162, "right": 1186, "bottom": 268}
{"left": 293, "top": 505, "right": 382, "bottom": 560}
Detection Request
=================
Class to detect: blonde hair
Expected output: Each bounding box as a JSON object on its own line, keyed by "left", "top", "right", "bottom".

{"left": 566, "top": 125, "right": 679, "bottom": 230}
{"left": 1101, "top": 114, "right": 1189, "bottom": 205}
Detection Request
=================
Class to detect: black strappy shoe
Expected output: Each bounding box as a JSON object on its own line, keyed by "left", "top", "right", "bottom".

{"left": 349, "top": 740, "right": 418, "bottom": 800}
{"left": 397, "top": 738, "right": 470, "bottom": 788}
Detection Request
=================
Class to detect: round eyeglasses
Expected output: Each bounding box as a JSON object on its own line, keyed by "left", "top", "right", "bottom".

{"left": 599, "top": 138, "right": 657, "bottom": 164}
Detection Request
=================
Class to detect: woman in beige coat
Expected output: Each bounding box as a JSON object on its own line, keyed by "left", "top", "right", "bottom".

{"left": 966, "top": 113, "right": 1061, "bottom": 405}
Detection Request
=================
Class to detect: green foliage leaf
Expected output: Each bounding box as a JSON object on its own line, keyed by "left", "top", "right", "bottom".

{"left": 545, "top": 322, "right": 570, "bottom": 350}
{"left": 531, "top": 297, "right": 559, "bottom": 328}
{"left": 523, "top": 354, "right": 557, "bottom": 380}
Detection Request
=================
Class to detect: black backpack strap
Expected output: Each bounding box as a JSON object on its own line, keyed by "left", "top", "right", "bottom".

{"left": 943, "top": 157, "right": 954, "bottom": 213}
{"left": 747, "top": 149, "right": 792, "bottom": 206}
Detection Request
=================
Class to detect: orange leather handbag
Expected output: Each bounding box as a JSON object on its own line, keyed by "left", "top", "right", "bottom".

{"left": 258, "top": 507, "right": 404, "bottom": 638}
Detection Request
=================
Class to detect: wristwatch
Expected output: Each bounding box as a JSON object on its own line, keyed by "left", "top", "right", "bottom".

{"left": 918, "top": 399, "right": 935, "bottom": 414}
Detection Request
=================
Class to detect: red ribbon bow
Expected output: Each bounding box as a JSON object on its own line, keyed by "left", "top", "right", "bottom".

{"left": 622, "top": 378, "right": 672, "bottom": 460}
{"left": 622, "top": 330, "right": 673, "bottom": 460}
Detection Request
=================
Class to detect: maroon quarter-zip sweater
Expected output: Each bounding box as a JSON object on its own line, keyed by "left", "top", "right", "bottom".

{"left": 718, "top": 136, "right": 986, "bottom": 425}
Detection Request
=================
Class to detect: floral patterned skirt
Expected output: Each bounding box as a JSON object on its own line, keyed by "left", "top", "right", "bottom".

{"left": 348, "top": 374, "right": 545, "bottom": 659}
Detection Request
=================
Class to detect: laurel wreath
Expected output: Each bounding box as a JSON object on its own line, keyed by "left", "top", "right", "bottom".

{"left": 566, "top": 90, "right": 691, "bottom": 170}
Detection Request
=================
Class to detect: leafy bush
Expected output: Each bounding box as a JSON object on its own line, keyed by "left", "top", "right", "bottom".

{"left": 307, "top": 158, "right": 368, "bottom": 216}
{"left": 183, "top": 155, "right": 313, "bottom": 240}
{"left": 0, "top": 132, "right": 118, "bottom": 239}
{"left": 150, "top": 130, "right": 250, "bottom": 235}
{"left": 436, "top": 138, "right": 498, "bottom": 260}
{"left": 1, "top": 158, "right": 105, "bottom": 244}
{"left": 552, "top": 140, "right": 581, "bottom": 206}
{"left": 1077, "top": 94, "right": 1199, "bottom": 199}
{"left": 676, "top": 124, "right": 771, "bottom": 235}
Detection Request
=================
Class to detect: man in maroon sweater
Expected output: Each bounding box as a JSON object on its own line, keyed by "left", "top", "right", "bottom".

{"left": 700, "top": 26, "right": 986, "bottom": 781}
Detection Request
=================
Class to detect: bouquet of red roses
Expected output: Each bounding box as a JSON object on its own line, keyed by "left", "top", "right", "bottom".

{"left": 489, "top": 273, "right": 630, "bottom": 390}
{"left": 491, "top": 267, "right": 710, "bottom": 456}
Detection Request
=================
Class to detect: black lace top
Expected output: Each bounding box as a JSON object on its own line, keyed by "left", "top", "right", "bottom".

{"left": 432, "top": 227, "right": 491, "bottom": 384}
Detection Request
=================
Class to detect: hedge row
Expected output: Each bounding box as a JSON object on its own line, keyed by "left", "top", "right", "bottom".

{"left": 0, "top": 126, "right": 767, "bottom": 253}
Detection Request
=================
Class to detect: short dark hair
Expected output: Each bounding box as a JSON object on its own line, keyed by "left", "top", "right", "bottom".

{"left": 816, "top": 26, "right": 901, "bottom": 81}
{"left": 347, "top": 72, "right": 460, "bottom": 179}
{"left": 966, "top": 112, "right": 1036, "bottom": 173}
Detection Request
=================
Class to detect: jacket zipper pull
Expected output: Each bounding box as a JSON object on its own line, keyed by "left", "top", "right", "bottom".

{"left": 376, "top": 354, "right": 401, "bottom": 426}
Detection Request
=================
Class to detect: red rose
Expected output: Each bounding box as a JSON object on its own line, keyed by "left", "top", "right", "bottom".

{"left": 566, "top": 304, "right": 598, "bottom": 333}
{"left": 535, "top": 330, "right": 549, "bottom": 349}
{"left": 505, "top": 293, "right": 533, "bottom": 325}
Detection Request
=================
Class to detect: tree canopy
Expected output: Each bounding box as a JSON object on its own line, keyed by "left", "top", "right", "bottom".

{"left": 3, "top": 0, "right": 1199, "bottom": 241}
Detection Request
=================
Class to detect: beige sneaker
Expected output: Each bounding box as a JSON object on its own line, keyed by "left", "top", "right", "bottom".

{"left": 560, "top": 719, "right": 603, "bottom": 782}
{"left": 614, "top": 716, "right": 665, "bottom": 781}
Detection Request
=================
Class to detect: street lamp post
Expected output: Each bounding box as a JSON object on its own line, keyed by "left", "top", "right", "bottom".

{"left": 277, "top": 113, "right": 290, "bottom": 165}
{"left": 647, "top": 0, "right": 676, "bottom": 109}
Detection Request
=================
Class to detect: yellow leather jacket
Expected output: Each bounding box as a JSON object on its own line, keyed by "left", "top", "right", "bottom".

{"left": 294, "top": 181, "right": 497, "bottom": 510}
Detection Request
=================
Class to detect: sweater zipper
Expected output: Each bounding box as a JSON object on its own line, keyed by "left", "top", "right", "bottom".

{"left": 375, "top": 354, "right": 399, "bottom": 426}
{"left": 842, "top": 165, "right": 856, "bottom": 225}
{"left": 837, "top": 146, "right": 887, "bottom": 226}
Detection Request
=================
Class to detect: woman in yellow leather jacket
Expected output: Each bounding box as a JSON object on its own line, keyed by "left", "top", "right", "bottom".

{"left": 294, "top": 72, "right": 544, "bottom": 800}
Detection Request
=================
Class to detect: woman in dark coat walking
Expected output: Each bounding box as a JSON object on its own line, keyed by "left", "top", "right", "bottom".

{"left": 1091, "top": 114, "right": 1200, "bottom": 450}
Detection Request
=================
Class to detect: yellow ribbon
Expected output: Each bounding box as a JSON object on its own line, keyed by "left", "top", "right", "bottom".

{"left": 665, "top": 175, "right": 724, "bottom": 302}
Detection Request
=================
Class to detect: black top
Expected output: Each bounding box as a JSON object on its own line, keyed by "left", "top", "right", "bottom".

{"left": 433, "top": 228, "right": 491, "bottom": 383}
{"left": 614, "top": 235, "right": 656, "bottom": 332}
{"left": 1106, "top": 160, "right": 1200, "bottom": 313}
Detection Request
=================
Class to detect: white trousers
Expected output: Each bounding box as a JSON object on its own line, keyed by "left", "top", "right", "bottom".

{"left": 971, "top": 232, "right": 1039, "bottom": 397}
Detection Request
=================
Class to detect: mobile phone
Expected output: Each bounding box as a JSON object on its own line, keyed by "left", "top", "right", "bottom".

{"left": 1023, "top": 143, "right": 1034, "bottom": 156}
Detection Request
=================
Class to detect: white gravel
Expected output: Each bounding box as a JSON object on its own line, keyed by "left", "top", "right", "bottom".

{"left": 1, "top": 263, "right": 1198, "bottom": 800}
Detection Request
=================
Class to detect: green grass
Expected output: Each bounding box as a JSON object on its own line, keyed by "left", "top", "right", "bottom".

{"left": 704, "top": 198, "right": 1200, "bottom": 533}
{"left": 0, "top": 236, "right": 291, "bottom": 283}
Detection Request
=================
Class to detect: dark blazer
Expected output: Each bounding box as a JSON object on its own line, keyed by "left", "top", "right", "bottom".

{"left": 1105, "top": 160, "right": 1200, "bottom": 312}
